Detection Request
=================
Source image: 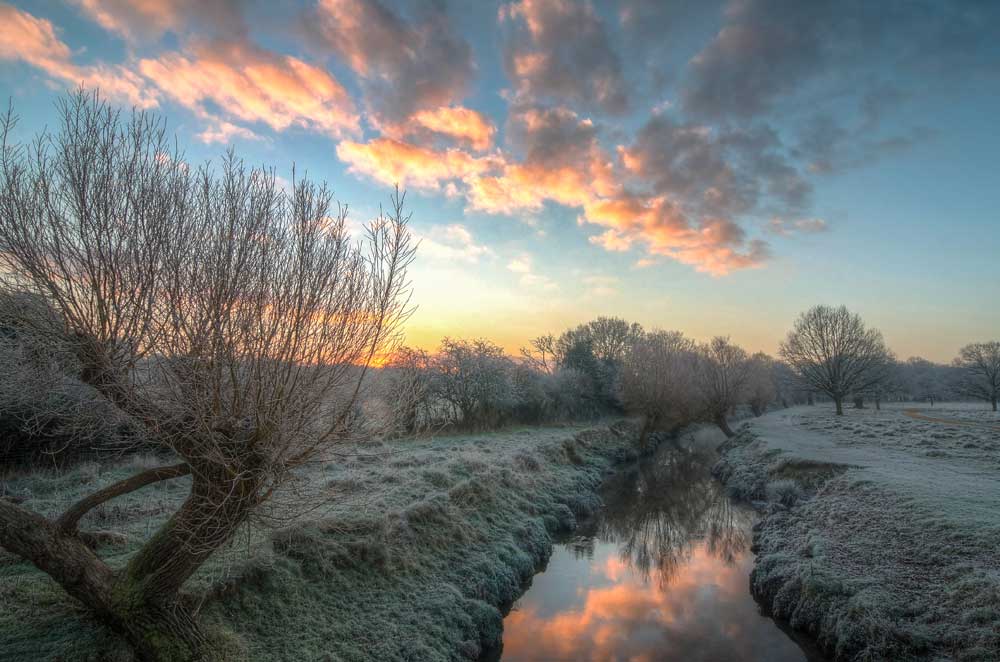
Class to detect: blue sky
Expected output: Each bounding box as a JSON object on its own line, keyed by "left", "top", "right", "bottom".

{"left": 1, "top": 0, "right": 997, "bottom": 361}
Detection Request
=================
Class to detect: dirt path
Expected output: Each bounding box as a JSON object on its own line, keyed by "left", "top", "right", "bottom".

{"left": 903, "top": 408, "right": 1000, "bottom": 430}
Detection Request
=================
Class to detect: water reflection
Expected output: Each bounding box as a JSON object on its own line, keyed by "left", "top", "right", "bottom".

{"left": 487, "top": 442, "right": 823, "bottom": 662}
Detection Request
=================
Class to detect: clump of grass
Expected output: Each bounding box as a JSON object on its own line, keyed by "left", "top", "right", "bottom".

{"left": 766, "top": 479, "right": 804, "bottom": 507}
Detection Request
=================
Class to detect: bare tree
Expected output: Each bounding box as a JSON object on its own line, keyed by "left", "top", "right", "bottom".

{"left": 381, "top": 346, "right": 433, "bottom": 437}
{"left": 745, "top": 352, "right": 777, "bottom": 417}
{"left": 580, "top": 316, "right": 644, "bottom": 365}
{"left": 431, "top": 337, "right": 516, "bottom": 429}
{"left": 0, "top": 91, "right": 414, "bottom": 660}
{"left": 519, "top": 333, "right": 557, "bottom": 375}
{"left": 954, "top": 341, "right": 1000, "bottom": 411}
{"left": 695, "top": 337, "right": 752, "bottom": 437}
{"left": 620, "top": 330, "right": 699, "bottom": 440}
{"left": 898, "top": 357, "right": 953, "bottom": 405}
{"left": 779, "top": 305, "right": 891, "bottom": 415}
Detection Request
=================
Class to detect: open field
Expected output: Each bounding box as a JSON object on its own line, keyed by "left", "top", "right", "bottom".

{"left": 1, "top": 421, "right": 644, "bottom": 661}
{"left": 714, "top": 403, "right": 1000, "bottom": 661}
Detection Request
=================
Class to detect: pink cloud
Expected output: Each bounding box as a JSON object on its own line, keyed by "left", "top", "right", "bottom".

{"left": 335, "top": 137, "right": 496, "bottom": 192}
{"left": 403, "top": 106, "right": 496, "bottom": 151}
{"left": 138, "top": 40, "right": 359, "bottom": 139}
{"left": 0, "top": 4, "right": 157, "bottom": 109}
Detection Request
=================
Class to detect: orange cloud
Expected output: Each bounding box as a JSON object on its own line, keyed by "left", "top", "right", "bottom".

{"left": 406, "top": 106, "right": 496, "bottom": 151}
{"left": 336, "top": 137, "right": 496, "bottom": 191}
{"left": 0, "top": 4, "right": 157, "bottom": 108}
{"left": 138, "top": 40, "right": 359, "bottom": 139}
{"left": 583, "top": 195, "right": 768, "bottom": 275}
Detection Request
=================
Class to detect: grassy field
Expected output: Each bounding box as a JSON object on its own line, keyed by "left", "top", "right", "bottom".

{"left": 714, "top": 403, "right": 1000, "bottom": 661}
{"left": 1, "top": 420, "right": 645, "bottom": 661}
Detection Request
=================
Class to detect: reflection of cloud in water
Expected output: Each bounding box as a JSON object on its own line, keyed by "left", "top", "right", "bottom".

{"left": 496, "top": 444, "right": 811, "bottom": 662}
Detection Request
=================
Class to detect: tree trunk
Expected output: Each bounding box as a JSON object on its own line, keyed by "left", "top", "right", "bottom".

{"left": 875, "top": 397, "right": 881, "bottom": 411}
{"left": 1, "top": 469, "right": 255, "bottom": 661}
{"left": 716, "top": 415, "right": 735, "bottom": 438}
{"left": 993, "top": 398, "right": 997, "bottom": 412}
{"left": 834, "top": 397, "right": 843, "bottom": 415}
{"left": 807, "top": 393, "right": 815, "bottom": 406}
{"left": 853, "top": 396, "right": 865, "bottom": 409}
{"left": 0, "top": 499, "right": 206, "bottom": 660}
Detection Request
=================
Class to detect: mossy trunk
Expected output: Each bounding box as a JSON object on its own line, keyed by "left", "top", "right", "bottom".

{"left": 0, "top": 471, "right": 254, "bottom": 661}
{"left": 834, "top": 397, "right": 843, "bottom": 415}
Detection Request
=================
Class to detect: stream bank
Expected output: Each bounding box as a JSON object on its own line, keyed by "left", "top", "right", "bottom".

{"left": 713, "top": 405, "right": 1000, "bottom": 661}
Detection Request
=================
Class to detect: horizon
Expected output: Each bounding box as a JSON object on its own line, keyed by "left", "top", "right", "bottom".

{"left": 1, "top": 1, "right": 997, "bottom": 362}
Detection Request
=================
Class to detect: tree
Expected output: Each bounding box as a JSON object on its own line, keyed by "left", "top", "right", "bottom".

{"left": 431, "top": 337, "right": 516, "bottom": 428}
{"left": 552, "top": 317, "right": 644, "bottom": 410}
{"left": 381, "top": 346, "right": 433, "bottom": 436}
{"left": 745, "top": 352, "right": 778, "bottom": 417}
{"left": 898, "top": 357, "right": 955, "bottom": 405}
{"left": 954, "top": 341, "right": 1000, "bottom": 411}
{"left": 0, "top": 91, "right": 414, "bottom": 660}
{"left": 779, "top": 305, "right": 891, "bottom": 415}
{"left": 695, "top": 337, "right": 752, "bottom": 437}
{"left": 519, "top": 333, "right": 558, "bottom": 375}
{"left": 619, "top": 330, "right": 699, "bottom": 440}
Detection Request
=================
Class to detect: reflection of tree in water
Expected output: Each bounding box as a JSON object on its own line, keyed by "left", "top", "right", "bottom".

{"left": 576, "top": 443, "right": 752, "bottom": 586}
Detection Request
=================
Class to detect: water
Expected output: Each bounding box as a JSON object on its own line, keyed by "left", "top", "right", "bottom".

{"left": 484, "top": 439, "right": 826, "bottom": 662}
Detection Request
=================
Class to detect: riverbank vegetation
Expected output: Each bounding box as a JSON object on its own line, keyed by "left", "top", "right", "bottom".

{"left": 714, "top": 405, "right": 1000, "bottom": 661}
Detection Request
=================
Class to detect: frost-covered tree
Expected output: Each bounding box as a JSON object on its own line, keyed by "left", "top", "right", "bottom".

{"left": 745, "top": 352, "right": 778, "bottom": 416}
{"left": 695, "top": 337, "right": 752, "bottom": 436}
{"left": 954, "top": 341, "right": 1000, "bottom": 411}
{"left": 779, "top": 305, "right": 892, "bottom": 415}
{"left": 620, "top": 330, "right": 699, "bottom": 438}
{"left": 381, "top": 346, "right": 433, "bottom": 436}
{"left": 431, "top": 337, "right": 517, "bottom": 428}
{"left": 0, "top": 91, "right": 414, "bottom": 660}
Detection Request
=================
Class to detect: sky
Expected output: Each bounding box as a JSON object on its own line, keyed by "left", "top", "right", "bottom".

{"left": 0, "top": 0, "right": 997, "bottom": 362}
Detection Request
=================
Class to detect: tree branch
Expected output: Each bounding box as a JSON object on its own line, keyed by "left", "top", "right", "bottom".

{"left": 56, "top": 463, "right": 191, "bottom": 533}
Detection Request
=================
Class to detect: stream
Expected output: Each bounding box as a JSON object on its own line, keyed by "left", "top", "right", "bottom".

{"left": 483, "top": 433, "right": 826, "bottom": 661}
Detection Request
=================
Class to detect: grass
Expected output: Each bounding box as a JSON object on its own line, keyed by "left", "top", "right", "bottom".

{"left": 1, "top": 420, "right": 644, "bottom": 661}
{"left": 715, "top": 404, "right": 1000, "bottom": 661}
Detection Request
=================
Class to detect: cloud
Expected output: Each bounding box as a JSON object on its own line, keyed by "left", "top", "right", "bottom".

{"left": 0, "top": 4, "right": 157, "bottom": 108}
{"left": 138, "top": 39, "right": 359, "bottom": 139}
{"left": 500, "top": 0, "right": 629, "bottom": 113}
{"left": 466, "top": 105, "right": 618, "bottom": 215}
{"left": 336, "top": 137, "right": 497, "bottom": 192}
{"left": 70, "top": 0, "right": 245, "bottom": 41}
{"left": 507, "top": 253, "right": 558, "bottom": 290}
{"left": 396, "top": 105, "right": 496, "bottom": 151}
{"left": 336, "top": 103, "right": 770, "bottom": 275}
{"left": 795, "top": 114, "right": 936, "bottom": 174}
{"left": 582, "top": 194, "right": 770, "bottom": 276}
{"left": 622, "top": 115, "right": 811, "bottom": 218}
{"left": 682, "top": 0, "right": 1000, "bottom": 121}
{"left": 582, "top": 274, "right": 619, "bottom": 297}
{"left": 767, "top": 217, "right": 828, "bottom": 236}
{"left": 416, "top": 224, "right": 492, "bottom": 264}
{"left": 304, "top": 0, "right": 474, "bottom": 126}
